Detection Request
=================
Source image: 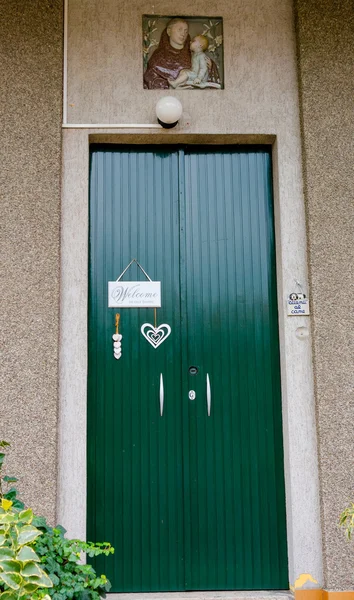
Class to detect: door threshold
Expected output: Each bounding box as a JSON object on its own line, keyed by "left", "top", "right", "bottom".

{"left": 108, "top": 592, "right": 293, "bottom": 600}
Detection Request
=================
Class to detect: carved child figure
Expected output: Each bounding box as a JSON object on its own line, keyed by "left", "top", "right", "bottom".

{"left": 168, "top": 35, "right": 210, "bottom": 88}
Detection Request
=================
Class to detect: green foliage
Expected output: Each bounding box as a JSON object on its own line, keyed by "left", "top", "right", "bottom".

{"left": 0, "top": 501, "right": 52, "bottom": 599}
{"left": 33, "top": 517, "right": 114, "bottom": 600}
{"left": 339, "top": 502, "right": 354, "bottom": 541}
{"left": 0, "top": 442, "right": 24, "bottom": 510}
{"left": 0, "top": 443, "right": 114, "bottom": 599}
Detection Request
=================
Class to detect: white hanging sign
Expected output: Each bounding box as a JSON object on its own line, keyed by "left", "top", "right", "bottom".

{"left": 108, "top": 281, "right": 161, "bottom": 308}
{"left": 109, "top": 258, "right": 161, "bottom": 308}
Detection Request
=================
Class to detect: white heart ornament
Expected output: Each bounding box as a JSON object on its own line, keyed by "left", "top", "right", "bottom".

{"left": 113, "top": 333, "right": 122, "bottom": 360}
{"left": 140, "top": 323, "right": 171, "bottom": 349}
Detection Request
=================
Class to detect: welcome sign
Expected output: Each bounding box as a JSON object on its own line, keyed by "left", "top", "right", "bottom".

{"left": 108, "top": 281, "right": 161, "bottom": 308}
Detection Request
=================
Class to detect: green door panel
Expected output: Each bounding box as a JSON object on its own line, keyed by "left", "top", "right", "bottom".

{"left": 88, "top": 148, "right": 185, "bottom": 591}
{"left": 181, "top": 148, "right": 288, "bottom": 589}
{"left": 87, "top": 145, "right": 288, "bottom": 592}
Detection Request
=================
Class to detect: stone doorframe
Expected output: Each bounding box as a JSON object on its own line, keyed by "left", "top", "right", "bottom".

{"left": 58, "top": 131, "right": 323, "bottom": 590}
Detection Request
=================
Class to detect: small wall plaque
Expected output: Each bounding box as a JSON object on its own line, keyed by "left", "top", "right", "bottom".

{"left": 287, "top": 293, "right": 310, "bottom": 316}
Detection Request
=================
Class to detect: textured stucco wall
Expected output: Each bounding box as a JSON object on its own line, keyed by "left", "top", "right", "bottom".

{"left": 295, "top": 0, "right": 354, "bottom": 591}
{"left": 0, "top": 0, "right": 63, "bottom": 521}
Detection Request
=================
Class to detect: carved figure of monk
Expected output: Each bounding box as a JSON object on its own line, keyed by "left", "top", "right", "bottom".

{"left": 144, "top": 18, "right": 191, "bottom": 89}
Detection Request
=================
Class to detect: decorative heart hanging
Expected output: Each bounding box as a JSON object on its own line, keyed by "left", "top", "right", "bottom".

{"left": 140, "top": 323, "right": 171, "bottom": 349}
{"left": 113, "top": 314, "right": 122, "bottom": 360}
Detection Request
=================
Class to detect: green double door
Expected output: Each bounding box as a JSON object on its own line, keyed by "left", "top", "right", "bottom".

{"left": 87, "top": 146, "right": 288, "bottom": 593}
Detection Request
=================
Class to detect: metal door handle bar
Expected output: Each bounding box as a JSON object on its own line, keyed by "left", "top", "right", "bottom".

{"left": 160, "top": 374, "right": 164, "bottom": 417}
{"left": 206, "top": 374, "right": 211, "bottom": 417}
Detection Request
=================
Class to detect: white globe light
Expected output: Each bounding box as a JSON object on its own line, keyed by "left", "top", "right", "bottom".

{"left": 156, "top": 96, "right": 183, "bottom": 128}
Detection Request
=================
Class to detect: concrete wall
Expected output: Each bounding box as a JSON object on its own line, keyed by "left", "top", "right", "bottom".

{"left": 295, "top": 0, "right": 354, "bottom": 591}
{"left": 0, "top": 0, "right": 63, "bottom": 522}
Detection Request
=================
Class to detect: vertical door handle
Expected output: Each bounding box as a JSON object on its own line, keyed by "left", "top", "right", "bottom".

{"left": 160, "top": 374, "right": 164, "bottom": 416}
{"left": 206, "top": 374, "right": 211, "bottom": 417}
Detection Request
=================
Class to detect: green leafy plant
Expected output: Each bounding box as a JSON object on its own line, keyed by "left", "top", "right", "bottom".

{"left": 0, "top": 500, "right": 52, "bottom": 599}
{"left": 0, "top": 442, "right": 24, "bottom": 510}
{"left": 33, "top": 516, "right": 114, "bottom": 600}
{"left": 0, "top": 442, "right": 114, "bottom": 599}
{"left": 339, "top": 502, "right": 354, "bottom": 540}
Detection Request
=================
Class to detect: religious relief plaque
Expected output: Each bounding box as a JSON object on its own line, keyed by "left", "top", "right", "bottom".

{"left": 143, "top": 15, "right": 224, "bottom": 90}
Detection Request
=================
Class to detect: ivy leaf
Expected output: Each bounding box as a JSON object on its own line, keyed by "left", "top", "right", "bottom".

{"left": 0, "top": 571, "right": 22, "bottom": 590}
{"left": 2, "top": 477, "right": 17, "bottom": 484}
{"left": 48, "top": 572, "right": 60, "bottom": 585}
{"left": 9, "top": 499, "right": 24, "bottom": 510}
{"left": 68, "top": 552, "right": 79, "bottom": 562}
{"left": 55, "top": 524, "right": 67, "bottom": 536}
{"left": 32, "top": 515, "right": 48, "bottom": 530}
{"left": 3, "top": 489, "right": 17, "bottom": 502}
{"left": 51, "top": 593, "right": 66, "bottom": 600}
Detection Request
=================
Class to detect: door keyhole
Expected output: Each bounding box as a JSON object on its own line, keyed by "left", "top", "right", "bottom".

{"left": 188, "top": 366, "right": 199, "bottom": 375}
